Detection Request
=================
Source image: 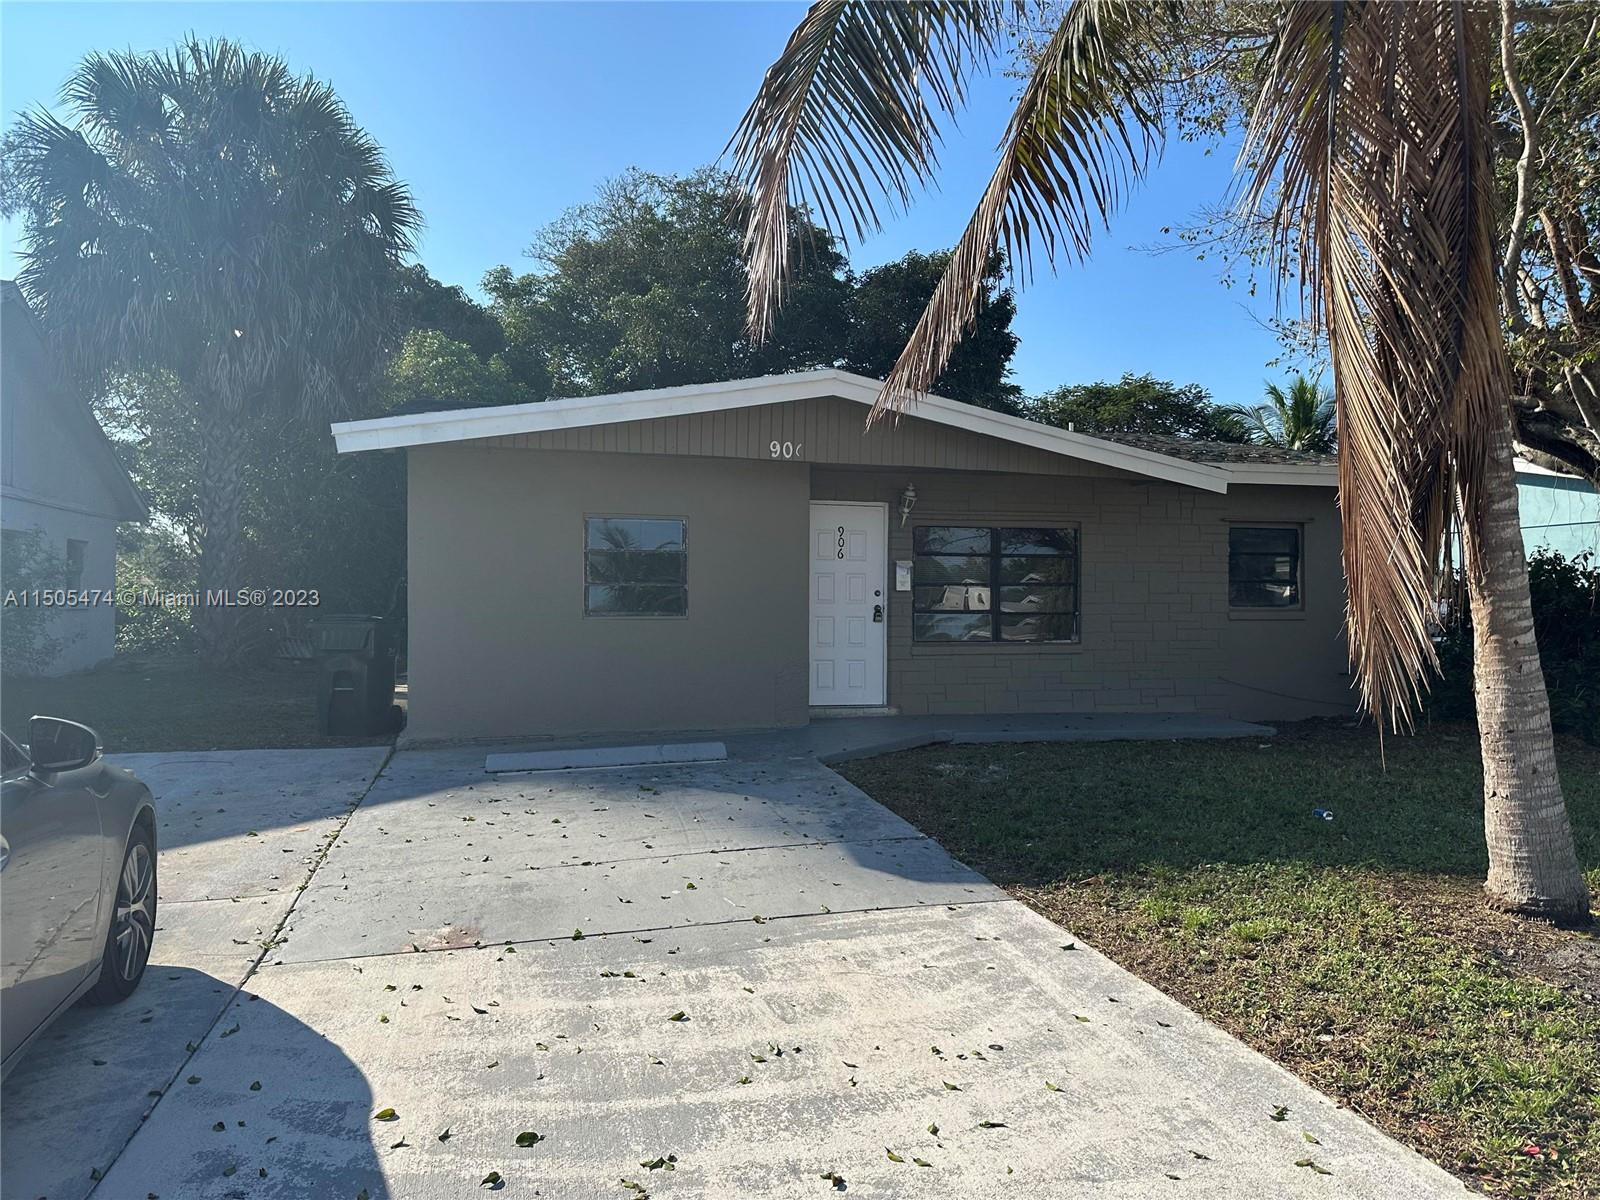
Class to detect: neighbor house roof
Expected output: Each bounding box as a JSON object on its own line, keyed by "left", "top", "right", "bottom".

{"left": 1094, "top": 431, "right": 1339, "bottom": 487}
{"left": 331, "top": 368, "right": 1336, "bottom": 493}
{"left": 1, "top": 281, "right": 149, "bottom": 523}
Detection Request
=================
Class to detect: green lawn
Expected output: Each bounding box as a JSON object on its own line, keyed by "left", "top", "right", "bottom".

{"left": 839, "top": 721, "right": 1600, "bottom": 1199}
{"left": 1, "top": 654, "right": 393, "bottom": 752}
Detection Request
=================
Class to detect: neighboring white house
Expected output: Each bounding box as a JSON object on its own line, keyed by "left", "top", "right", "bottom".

{"left": 1516, "top": 459, "right": 1599, "bottom": 563}
{"left": 1, "top": 281, "right": 147, "bottom": 674}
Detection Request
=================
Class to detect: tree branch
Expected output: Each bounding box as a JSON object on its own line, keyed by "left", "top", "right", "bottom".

{"left": 1539, "top": 207, "right": 1588, "bottom": 334}
{"left": 1498, "top": 0, "right": 1539, "bottom": 335}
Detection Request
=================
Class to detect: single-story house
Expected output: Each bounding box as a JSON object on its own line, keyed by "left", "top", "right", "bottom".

{"left": 332, "top": 369, "right": 1352, "bottom": 743}
{"left": 1, "top": 281, "right": 148, "bottom": 674}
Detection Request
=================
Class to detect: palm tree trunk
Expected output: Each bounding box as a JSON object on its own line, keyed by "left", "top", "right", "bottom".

{"left": 1463, "top": 412, "right": 1591, "bottom": 925}
{"left": 195, "top": 401, "right": 249, "bottom": 667}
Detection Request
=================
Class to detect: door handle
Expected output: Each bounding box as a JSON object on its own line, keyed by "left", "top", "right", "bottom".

{"left": 872, "top": 603, "right": 884, "bottom": 623}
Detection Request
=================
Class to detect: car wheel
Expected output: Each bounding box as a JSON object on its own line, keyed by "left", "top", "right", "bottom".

{"left": 86, "top": 826, "right": 157, "bottom": 1005}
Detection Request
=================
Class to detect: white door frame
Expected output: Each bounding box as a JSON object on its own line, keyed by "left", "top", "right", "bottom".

{"left": 807, "top": 500, "right": 889, "bottom": 706}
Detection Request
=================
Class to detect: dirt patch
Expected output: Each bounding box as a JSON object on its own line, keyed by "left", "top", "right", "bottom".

{"left": 1375, "top": 873, "right": 1600, "bottom": 1002}
{"left": 404, "top": 923, "right": 485, "bottom": 953}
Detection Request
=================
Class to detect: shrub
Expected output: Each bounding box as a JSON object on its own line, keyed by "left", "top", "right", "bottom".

{"left": 0, "top": 528, "right": 77, "bottom": 675}
{"left": 1430, "top": 549, "right": 1600, "bottom": 742}
{"left": 113, "top": 526, "right": 196, "bottom": 655}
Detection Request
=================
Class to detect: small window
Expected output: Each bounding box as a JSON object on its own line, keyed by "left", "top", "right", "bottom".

{"left": 584, "top": 517, "right": 687, "bottom": 616}
{"left": 912, "top": 525, "right": 1079, "bottom": 642}
{"left": 1229, "top": 526, "right": 1301, "bottom": 608}
{"left": 65, "top": 539, "right": 87, "bottom": 590}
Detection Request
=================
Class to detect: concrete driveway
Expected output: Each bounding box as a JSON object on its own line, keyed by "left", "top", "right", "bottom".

{"left": 2, "top": 735, "right": 1470, "bottom": 1199}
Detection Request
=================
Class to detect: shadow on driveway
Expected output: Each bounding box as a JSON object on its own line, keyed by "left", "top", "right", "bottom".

{"left": 1, "top": 966, "right": 388, "bottom": 1200}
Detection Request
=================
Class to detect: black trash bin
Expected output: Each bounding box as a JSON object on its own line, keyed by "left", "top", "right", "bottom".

{"left": 311, "top": 615, "right": 398, "bottom": 736}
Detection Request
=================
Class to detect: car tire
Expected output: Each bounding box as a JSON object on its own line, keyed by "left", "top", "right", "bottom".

{"left": 85, "top": 824, "right": 157, "bottom": 1005}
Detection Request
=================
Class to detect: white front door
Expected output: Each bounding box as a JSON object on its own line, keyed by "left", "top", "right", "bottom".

{"left": 809, "top": 502, "right": 887, "bottom": 706}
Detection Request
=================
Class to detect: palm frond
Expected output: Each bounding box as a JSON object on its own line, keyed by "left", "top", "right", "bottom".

{"left": 727, "top": 0, "right": 1017, "bottom": 342}
{"left": 874, "top": 0, "right": 1168, "bottom": 418}
{"left": 1242, "top": 0, "right": 1509, "bottom": 730}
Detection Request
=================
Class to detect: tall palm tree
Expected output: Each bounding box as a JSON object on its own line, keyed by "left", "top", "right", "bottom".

{"left": 730, "top": 1, "right": 1589, "bottom": 923}
{"left": 2, "top": 38, "right": 420, "bottom": 664}
{"left": 1226, "top": 375, "right": 1338, "bottom": 453}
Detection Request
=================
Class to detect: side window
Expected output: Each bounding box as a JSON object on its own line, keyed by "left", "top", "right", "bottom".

{"left": 584, "top": 517, "right": 687, "bottom": 616}
{"left": 66, "top": 538, "right": 87, "bottom": 590}
{"left": 1229, "top": 526, "right": 1302, "bottom": 608}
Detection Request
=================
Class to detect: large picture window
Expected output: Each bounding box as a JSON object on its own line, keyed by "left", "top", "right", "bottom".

{"left": 584, "top": 517, "right": 687, "bottom": 616}
{"left": 1228, "top": 526, "right": 1301, "bottom": 608}
{"left": 912, "top": 526, "right": 1079, "bottom": 643}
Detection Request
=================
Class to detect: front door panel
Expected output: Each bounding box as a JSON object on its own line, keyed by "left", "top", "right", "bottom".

{"left": 809, "top": 502, "right": 887, "bottom": 705}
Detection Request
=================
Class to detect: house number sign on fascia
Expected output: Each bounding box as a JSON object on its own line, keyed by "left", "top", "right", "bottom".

{"left": 769, "top": 440, "right": 804, "bottom": 460}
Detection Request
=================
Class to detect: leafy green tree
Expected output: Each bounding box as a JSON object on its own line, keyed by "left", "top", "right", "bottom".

{"left": 485, "top": 168, "right": 855, "bottom": 398}
{"left": 1, "top": 38, "right": 420, "bottom": 664}
{"left": 392, "top": 264, "right": 509, "bottom": 363}
{"left": 1224, "top": 375, "right": 1337, "bottom": 452}
{"left": 113, "top": 524, "right": 197, "bottom": 655}
{"left": 845, "top": 249, "right": 1020, "bottom": 411}
{"left": 1024, "top": 374, "right": 1248, "bottom": 441}
{"left": 1085, "top": 1, "right": 1598, "bottom": 485}
{"left": 385, "top": 330, "right": 535, "bottom": 414}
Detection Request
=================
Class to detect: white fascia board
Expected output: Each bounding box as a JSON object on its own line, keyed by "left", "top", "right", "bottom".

{"left": 330, "top": 371, "right": 843, "bottom": 454}
{"left": 1221, "top": 462, "right": 1339, "bottom": 487}
{"left": 331, "top": 368, "right": 1232, "bottom": 493}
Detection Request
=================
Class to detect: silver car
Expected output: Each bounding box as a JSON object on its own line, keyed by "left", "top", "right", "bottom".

{"left": 1, "top": 716, "right": 157, "bottom": 1078}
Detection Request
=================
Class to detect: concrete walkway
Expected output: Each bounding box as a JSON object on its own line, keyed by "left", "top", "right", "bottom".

{"left": 3, "top": 725, "right": 1469, "bottom": 1200}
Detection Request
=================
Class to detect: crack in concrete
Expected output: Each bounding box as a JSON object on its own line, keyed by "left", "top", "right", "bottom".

{"left": 302, "top": 831, "right": 935, "bottom": 888}
{"left": 271, "top": 894, "right": 1022, "bottom": 969}
{"left": 82, "top": 743, "right": 398, "bottom": 1199}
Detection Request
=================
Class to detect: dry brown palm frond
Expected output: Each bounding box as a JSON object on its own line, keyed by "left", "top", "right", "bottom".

{"left": 1242, "top": 0, "right": 1509, "bottom": 730}
{"left": 876, "top": 0, "right": 1169, "bottom": 419}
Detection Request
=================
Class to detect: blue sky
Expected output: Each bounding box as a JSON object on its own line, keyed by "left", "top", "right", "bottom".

{"left": 1, "top": 1, "right": 1304, "bottom": 403}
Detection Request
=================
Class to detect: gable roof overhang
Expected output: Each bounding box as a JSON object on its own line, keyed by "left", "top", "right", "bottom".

{"left": 1, "top": 281, "right": 149, "bottom": 523}
{"left": 332, "top": 369, "right": 1334, "bottom": 494}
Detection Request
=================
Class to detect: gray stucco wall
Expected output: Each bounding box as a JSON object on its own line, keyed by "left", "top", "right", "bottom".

{"left": 405, "top": 439, "right": 1352, "bottom": 743}
{"left": 813, "top": 468, "right": 1353, "bottom": 723}
{"left": 406, "top": 445, "right": 810, "bottom": 741}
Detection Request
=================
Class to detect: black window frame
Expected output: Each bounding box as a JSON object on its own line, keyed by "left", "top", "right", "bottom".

{"left": 911, "top": 524, "right": 1080, "bottom": 644}
{"left": 583, "top": 516, "right": 688, "bottom": 618}
{"left": 1227, "top": 524, "right": 1303, "bottom": 609}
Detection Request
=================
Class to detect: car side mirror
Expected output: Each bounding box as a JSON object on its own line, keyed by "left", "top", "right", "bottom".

{"left": 28, "top": 716, "right": 100, "bottom": 775}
